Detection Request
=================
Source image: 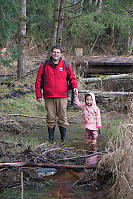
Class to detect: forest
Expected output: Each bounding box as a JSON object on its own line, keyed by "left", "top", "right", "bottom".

{"left": 0, "top": 1, "right": 133, "bottom": 199}
{"left": 0, "top": 0, "right": 133, "bottom": 77}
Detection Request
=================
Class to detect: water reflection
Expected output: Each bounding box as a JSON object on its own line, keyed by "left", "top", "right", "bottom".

{"left": 0, "top": 170, "right": 95, "bottom": 199}
{"left": 85, "top": 143, "right": 97, "bottom": 166}
{"left": 43, "top": 170, "right": 95, "bottom": 199}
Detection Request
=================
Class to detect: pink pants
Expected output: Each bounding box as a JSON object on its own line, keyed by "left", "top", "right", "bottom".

{"left": 85, "top": 129, "right": 98, "bottom": 165}
{"left": 85, "top": 129, "right": 98, "bottom": 142}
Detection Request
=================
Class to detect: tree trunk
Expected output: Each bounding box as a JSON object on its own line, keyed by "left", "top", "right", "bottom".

{"left": 47, "top": 0, "right": 61, "bottom": 58}
{"left": 17, "top": 0, "right": 26, "bottom": 78}
{"left": 128, "top": 34, "right": 133, "bottom": 55}
{"left": 127, "top": 16, "right": 133, "bottom": 55}
{"left": 80, "top": 0, "right": 84, "bottom": 14}
{"left": 99, "top": 0, "right": 103, "bottom": 8}
{"left": 52, "top": 0, "right": 61, "bottom": 46}
{"left": 56, "top": 0, "right": 66, "bottom": 46}
{"left": 95, "top": 0, "right": 103, "bottom": 8}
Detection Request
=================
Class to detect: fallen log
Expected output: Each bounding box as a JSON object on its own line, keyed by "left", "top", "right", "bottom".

{"left": 82, "top": 73, "right": 133, "bottom": 83}
{"left": 0, "top": 162, "right": 96, "bottom": 170}
{"left": 79, "top": 90, "right": 133, "bottom": 95}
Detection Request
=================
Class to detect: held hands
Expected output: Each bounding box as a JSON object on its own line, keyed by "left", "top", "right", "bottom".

{"left": 37, "top": 98, "right": 42, "bottom": 103}
{"left": 73, "top": 88, "right": 78, "bottom": 97}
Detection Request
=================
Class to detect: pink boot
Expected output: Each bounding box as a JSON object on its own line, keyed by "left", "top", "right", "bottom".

{"left": 92, "top": 130, "right": 98, "bottom": 144}
{"left": 85, "top": 129, "right": 91, "bottom": 144}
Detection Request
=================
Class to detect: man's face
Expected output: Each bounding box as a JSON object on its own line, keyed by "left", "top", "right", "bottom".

{"left": 52, "top": 48, "right": 61, "bottom": 61}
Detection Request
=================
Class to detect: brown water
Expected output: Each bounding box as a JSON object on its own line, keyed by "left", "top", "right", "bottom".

{"left": 0, "top": 117, "right": 110, "bottom": 199}
{"left": 0, "top": 169, "right": 99, "bottom": 199}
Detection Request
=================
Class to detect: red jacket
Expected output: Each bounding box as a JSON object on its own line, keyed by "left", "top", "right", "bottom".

{"left": 35, "top": 58, "right": 78, "bottom": 98}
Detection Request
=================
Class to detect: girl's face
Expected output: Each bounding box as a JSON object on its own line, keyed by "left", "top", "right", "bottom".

{"left": 85, "top": 96, "right": 93, "bottom": 106}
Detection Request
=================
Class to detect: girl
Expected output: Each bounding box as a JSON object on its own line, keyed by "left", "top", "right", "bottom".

{"left": 74, "top": 93, "right": 101, "bottom": 144}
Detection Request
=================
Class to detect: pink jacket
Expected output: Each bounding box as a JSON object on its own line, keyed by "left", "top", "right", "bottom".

{"left": 74, "top": 93, "right": 101, "bottom": 130}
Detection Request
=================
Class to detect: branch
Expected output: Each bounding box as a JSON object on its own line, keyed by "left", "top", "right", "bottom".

{"left": 64, "top": 0, "right": 82, "bottom": 9}
{"left": 65, "top": 8, "right": 101, "bottom": 21}
{"left": 56, "top": 150, "right": 108, "bottom": 162}
{"left": 72, "top": 173, "right": 86, "bottom": 187}
{"left": 117, "top": 0, "right": 133, "bottom": 16}
{"left": 0, "top": 162, "right": 96, "bottom": 170}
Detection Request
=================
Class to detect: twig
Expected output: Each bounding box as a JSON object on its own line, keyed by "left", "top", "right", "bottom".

{"left": 123, "top": 174, "right": 133, "bottom": 191}
{"left": 72, "top": 173, "right": 86, "bottom": 187}
{"left": 56, "top": 150, "right": 108, "bottom": 162}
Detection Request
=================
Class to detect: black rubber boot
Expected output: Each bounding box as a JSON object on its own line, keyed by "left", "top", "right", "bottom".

{"left": 48, "top": 126, "right": 55, "bottom": 140}
{"left": 59, "top": 126, "right": 66, "bottom": 141}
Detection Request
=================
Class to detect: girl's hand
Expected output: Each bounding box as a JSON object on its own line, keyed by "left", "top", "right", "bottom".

{"left": 37, "top": 98, "right": 42, "bottom": 103}
{"left": 73, "top": 88, "right": 78, "bottom": 97}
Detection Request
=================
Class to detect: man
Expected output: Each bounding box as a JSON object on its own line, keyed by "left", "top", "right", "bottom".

{"left": 35, "top": 45, "right": 78, "bottom": 141}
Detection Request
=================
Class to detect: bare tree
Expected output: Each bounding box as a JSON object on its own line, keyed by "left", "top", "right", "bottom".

{"left": 95, "top": 0, "right": 103, "bottom": 8}
{"left": 127, "top": 16, "right": 133, "bottom": 55}
{"left": 80, "top": 0, "right": 84, "bottom": 14}
{"left": 52, "top": 0, "right": 61, "bottom": 46}
{"left": 56, "top": 0, "right": 66, "bottom": 45}
{"left": 47, "top": 0, "right": 60, "bottom": 58}
{"left": 47, "top": 0, "right": 67, "bottom": 57}
{"left": 17, "top": 0, "right": 26, "bottom": 78}
{"left": 99, "top": 0, "right": 103, "bottom": 9}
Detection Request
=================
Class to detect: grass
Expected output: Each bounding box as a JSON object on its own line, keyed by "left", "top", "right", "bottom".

{"left": 0, "top": 93, "right": 46, "bottom": 116}
{"left": 3, "top": 132, "right": 43, "bottom": 149}
{"left": 101, "top": 119, "right": 121, "bottom": 135}
{"left": 100, "top": 116, "right": 133, "bottom": 199}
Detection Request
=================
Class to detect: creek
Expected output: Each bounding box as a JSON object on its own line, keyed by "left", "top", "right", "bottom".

{"left": 0, "top": 116, "right": 111, "bottom": 199}
{"left": 0, "top": 169, "right": 98, "bottom": 199}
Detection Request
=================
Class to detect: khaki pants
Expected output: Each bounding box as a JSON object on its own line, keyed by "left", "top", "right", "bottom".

{"left": 45, "top": 97, "right": 69, "bottom": 128}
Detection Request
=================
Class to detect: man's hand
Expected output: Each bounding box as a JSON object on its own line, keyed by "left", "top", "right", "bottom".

{"left": 37, "top": 98, "right": 42, "bottom": 103}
